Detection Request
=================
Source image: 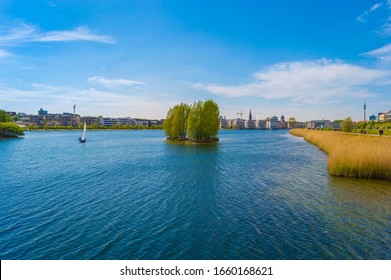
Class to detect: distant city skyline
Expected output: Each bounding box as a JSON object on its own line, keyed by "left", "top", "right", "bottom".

{"left": 1, "top": 1, "right": 391, "bottom": 122}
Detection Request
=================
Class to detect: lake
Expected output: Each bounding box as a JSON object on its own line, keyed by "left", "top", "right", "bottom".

{"left": 0, "top": 129, "right": 390, "bottom": 259}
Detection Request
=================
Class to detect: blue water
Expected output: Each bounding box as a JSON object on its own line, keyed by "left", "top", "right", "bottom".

{"left": 0, "top": 130, "right": 390, "bottom": 259}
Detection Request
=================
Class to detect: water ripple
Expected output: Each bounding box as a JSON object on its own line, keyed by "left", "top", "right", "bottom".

{"left": 0, "top": 130, "right": 390, "bottom": 259}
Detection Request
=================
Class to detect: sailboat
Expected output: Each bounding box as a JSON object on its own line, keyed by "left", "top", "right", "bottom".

{"left": 79, "top": 122, "right": 87, "bottom": 143}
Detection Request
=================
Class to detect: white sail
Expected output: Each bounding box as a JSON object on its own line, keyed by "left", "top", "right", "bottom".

{"left": 81, "top": 122, "right": 87, "bottom": 141}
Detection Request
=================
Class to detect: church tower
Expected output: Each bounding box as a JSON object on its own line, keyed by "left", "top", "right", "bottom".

{"left": 249, "top": 109, "right": 252, "bottom": 121}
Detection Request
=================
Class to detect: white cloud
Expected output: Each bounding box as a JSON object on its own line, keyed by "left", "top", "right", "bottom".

{"left": 193, "top": 59, "right": 390, "bottom": 104}
{"left": 35, "top": 27, "right": 114, "bottom": 43}
{"left": 363, "top": 43, "right": 391, "bottom": 62}
{"left": 87, "top": 76, "right": 145, "bottom": 89}
{"left": 379, "top": 22, "right": 391, "bottom": 36}
{"left": 0, "top": 49, "right": 10, "bottom": 58}
{"left": 357, "top": 2, "right": 383, "bottom": 22}
{"left": 0, "top": 85, "right": 172, "bottom": 118}
{"left": 0, "top": 23, "right": 115, "bottom": 45}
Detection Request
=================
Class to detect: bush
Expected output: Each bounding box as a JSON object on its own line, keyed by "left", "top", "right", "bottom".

{"left": 0, "top": 123, "right": 25, "bottom": 138}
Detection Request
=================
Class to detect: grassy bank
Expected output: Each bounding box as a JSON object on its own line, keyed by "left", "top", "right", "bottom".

{"left": 290, "top": 129, "right": 391, "bottom": 181}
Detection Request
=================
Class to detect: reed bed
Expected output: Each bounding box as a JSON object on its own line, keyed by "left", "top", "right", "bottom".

{"left": 290, "top": 129, "right": 391, "bottom": 181}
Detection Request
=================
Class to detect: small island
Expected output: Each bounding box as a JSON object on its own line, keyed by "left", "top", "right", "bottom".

{"left": 0, "top": 110, "right": 24, "bottom": 139}
{"left": 163, "top": 100, "right": 220, "bottom": 143}
{"left": 0, "top": 122, "right": 25, "bottom": 139}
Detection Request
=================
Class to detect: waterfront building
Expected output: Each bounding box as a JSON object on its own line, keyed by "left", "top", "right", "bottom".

{"left": 227, "top": 119, "right": 235, "bottom": 129}
{"left": 80, "top": 116, "right": 100, "bottom": 126}
{"left": 245, "top": 119, "right": 256, "bottom": 129}
{"left": 378, "top": 110, "right": 391, "bottom": 122}
{"left": 266, "top": 116, "right": 278, "bottom": 129}
{"left": 219, "top": 116, "right": 228, "bottom": 129}
{"left": 305, "top": 120, "right": 331, "bottom": 129}
{"left": 118, "top": 117, "right": 136, "bottom": 126}
{"left": 38, "top": 108, "right": 48, "bottom": 115}
{"left": 134, "top": 119, "right": 149, "bottom": 126}
{"left": 100, "top": 117, "right": 118, "bottom": 127}
{"left": 233, "top": 118, "right": 245, "bottom": 129}
{"left": 255, "top": 119, "right": 267, "bottom": 129}
{"left": 58, "top": 113, "right": 79, "bottom": 126}
{"left": 5, "top": 111, "right": 16, "bottom": 116}
{"left": 25, "top": 114, "right": 54, "bottom": 126}
{"left": 331, "top": 121, "right": 342, "bottom": 130}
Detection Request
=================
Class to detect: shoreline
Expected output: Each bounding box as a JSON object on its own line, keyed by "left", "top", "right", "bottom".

{"left": 290, "top": 129, "right": 391, "bottom": 181}
{"left": 165, "top": 136, "right": 219, "bottom": 144}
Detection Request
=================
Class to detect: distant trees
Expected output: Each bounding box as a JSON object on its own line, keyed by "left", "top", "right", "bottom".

{"left": 163, "top": 100, "right": 220, "bottom": 142}
{"left": 288, "top": 117, "right": 297, "bottom": 128}
{"left": 342, "top": 116, "right": 353, "bottom": 132}
{"left": 0, "top": 110, "right": 12, "bottom": 123}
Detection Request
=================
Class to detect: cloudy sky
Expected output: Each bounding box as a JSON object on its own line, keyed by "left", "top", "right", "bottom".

{"left": 0, "top": 0, "right": 390, "bottom": 121}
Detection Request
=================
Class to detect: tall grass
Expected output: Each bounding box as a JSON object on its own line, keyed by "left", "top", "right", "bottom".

{"left": 290, "top": 129, "right": 391, "bottom": 181}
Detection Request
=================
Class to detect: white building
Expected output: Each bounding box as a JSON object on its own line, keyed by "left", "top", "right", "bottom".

{"left": 118, "top": 117, "right": 135, "bottom": 126}
{"left": 266, "top": 116, "right": 278, "bottom": 129}
{"left": 219, "top": 116, "right": 228, "bottom": 129}
{"left": 245, "top": 119, "right": 256, "bottom": 129}
{"left": 100, "top": 117, "right": 118, "bottom": 126}
{"left": 378, "top": 110, "right": 391, "bottom": 122}
{"left": 255, "top": 119, "right": 267, "bottom": 129}
{"left": 305, "top": 120, "right": 331, "bottom": 129}
{"left": 233, "top": 118, "right": 245, "bottom": 129}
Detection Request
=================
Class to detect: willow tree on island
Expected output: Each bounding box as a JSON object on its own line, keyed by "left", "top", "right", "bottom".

{"left": 187, "top": 100, "right": 220, "bottom": 140}
{"left": 0, "top": 123, "right": 24, "bottom": 138}
{"left": 163, "top": 99, "right": 220, "bottom": 142}
{"left": 163, "top": 103, "right": 190, "bottom": 139}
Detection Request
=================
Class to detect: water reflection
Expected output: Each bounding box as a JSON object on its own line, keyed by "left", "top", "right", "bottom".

{"left": 324, "top": 177, "right": 391, "bottom": 259}
{"left": 328, "top": 177, "right": 391, "bottom": 212}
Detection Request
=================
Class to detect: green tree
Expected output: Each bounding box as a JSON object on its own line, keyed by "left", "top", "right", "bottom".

{"left": 44, "top": 123, "right": 49, "bottom": 130}
{"left": 0, "top": 110, "right": 12, "bottom": 123}
{"left": 0, "top": 123, "right": 24, "bottom": 138}
{"left": 288, "top": 117, "right": 297, "bottom": 128}
{"left": 163, "top": 107, "right": 174, "bottom": 137}
{"left": 187, "top": 100, "right": 219, "bottom": 140}
{"left": 187, "top": 101, "right": 203, "bottom": 139}
{"left": 163, "top": 103, "right": 190, "bottom": 139}
{"left": 199, "top": 99, "right": 219, "bottom": 139}
{"left": 342, "top": 116, "right": 353, "bottom": 132}
{"left": 164, "top": 100, "right": 220, "bottom": 141}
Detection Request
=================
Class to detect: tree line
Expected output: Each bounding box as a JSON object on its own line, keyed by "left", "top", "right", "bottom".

{"left": 163, "top": 100, "right": 220, "bottom": 142}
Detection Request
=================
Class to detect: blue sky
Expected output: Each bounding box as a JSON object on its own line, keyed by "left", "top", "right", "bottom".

{"left": 0, "top": 0, "right": 390, "bottom": 121}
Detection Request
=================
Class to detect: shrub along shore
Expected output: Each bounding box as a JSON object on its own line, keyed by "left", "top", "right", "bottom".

{"left": 290, "top": 129, "right": 391, "bottom": 181}
{"left": 0, "top": 122, "right": 25, "bottom": 138}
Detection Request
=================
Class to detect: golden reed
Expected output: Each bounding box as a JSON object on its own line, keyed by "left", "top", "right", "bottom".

{"left": 290, "top": 129, "right": 391, "bottom": 181}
